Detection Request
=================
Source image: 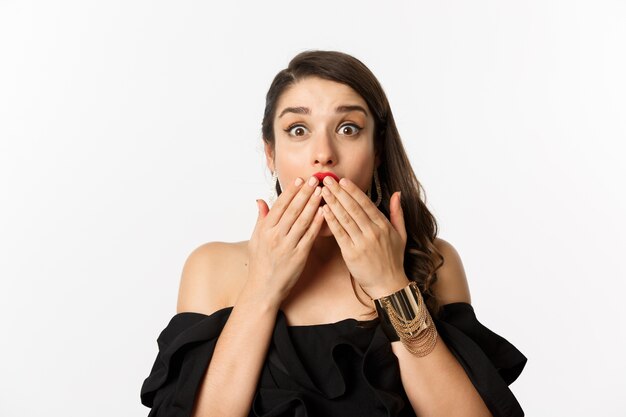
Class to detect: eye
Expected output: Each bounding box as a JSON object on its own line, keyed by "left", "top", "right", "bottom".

{"left": 338, "top": 123, "right": 361, "bottom": 136}
{"left": 285, "top": 124, "right": 309, "bottom": 137}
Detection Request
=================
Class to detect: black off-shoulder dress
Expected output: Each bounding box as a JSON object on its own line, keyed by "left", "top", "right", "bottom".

{"left": 140, "top": 303, "right": 527, "bottom": 417}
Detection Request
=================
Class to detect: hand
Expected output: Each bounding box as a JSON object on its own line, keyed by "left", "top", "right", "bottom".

{"left": 247, "top": 176, "right": 325, "bottom": 307}
{"left": 320, "top": 176, "right": 409, "bottom": 299}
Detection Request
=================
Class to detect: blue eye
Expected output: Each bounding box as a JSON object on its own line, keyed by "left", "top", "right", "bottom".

{"left": 285, "top": 124, "right": 309, "bottom": 137}
{"left": 338, "top": 123, "right": 361, "bottom": 136}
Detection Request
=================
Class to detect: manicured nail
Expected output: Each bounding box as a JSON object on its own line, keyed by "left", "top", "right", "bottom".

{"left": 294, "top": 177, "right": 304, "bottom": 186}
{"left": 339, "top": 178, "right": 348, "bottom": 186}
{"left": 323, "top": 176, "right": 333, "bottom": 186}
{"left": 308, "top": 176, "right": 318, "bottom": 186}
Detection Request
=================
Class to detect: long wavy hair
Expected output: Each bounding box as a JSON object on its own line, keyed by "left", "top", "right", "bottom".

{"left": 261, "top": 50, "right": 445, "bottom": 318}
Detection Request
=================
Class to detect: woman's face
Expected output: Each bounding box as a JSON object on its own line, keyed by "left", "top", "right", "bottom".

{"left": 265, "top": 76, "right": 379, "bottom": 237}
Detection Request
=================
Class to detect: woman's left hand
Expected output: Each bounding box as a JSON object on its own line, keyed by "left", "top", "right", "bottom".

{"left": 321, "top": 176, "right": 410, "bottom": 299}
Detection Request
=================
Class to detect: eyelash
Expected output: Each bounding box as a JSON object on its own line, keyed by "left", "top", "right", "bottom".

{"left": 284, "top": 123, "right": 363, "bottom": 137}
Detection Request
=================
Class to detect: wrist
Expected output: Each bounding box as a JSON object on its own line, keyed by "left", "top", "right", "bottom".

{"left": 374, "top": 280, "right": 438, "bottom": 357}
{"left": 238, "top": 278, "right": 283, "bottom": 313}
{"left": 364, "top": 273, "right": 411, "bottom": 300}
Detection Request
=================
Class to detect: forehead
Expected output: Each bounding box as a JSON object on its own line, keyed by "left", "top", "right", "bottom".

{"left": 275, "top": 77, "right": 369, "bottom": 114}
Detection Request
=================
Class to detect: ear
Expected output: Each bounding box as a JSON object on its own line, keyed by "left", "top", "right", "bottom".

{"left": 264, "top": 141, "right": 275, "bottom": 172}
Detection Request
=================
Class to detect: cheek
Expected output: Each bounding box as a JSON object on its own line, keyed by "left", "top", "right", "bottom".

{"left": 349, "top": 159, "right": 376, "bottom": 191}
{"left": 347, "top": 139, "right": 376, "bottom": 190}
{"left": 274, "top": 153, "right": 302, "bottom": 185}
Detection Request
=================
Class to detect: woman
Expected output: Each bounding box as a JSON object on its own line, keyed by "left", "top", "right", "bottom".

{"left": 141, "top": 50, "right": 527, "bottom": 417}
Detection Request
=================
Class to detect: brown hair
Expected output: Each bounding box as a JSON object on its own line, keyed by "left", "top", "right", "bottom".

{"left": 261, "top": 50, "right": 444, "bottom": 318}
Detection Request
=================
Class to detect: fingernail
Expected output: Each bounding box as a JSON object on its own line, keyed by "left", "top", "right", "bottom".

{"left": 308, "top": 176, "right": 318, "bottom": 186}
{"left": 294, "top": 177, "right": 304, "bottom": 186}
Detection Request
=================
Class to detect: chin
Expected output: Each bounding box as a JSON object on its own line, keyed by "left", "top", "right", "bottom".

{"left": 318, "top": 221, "right": 334, "bottom": 237}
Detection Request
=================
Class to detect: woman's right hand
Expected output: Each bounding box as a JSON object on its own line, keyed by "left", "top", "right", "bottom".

{"left": 246, "top": 176, "right": 325, "bottom": 307}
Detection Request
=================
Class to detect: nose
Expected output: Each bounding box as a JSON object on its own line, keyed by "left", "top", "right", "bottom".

{"left": 312, "top": 129, "right": 337, "bottom": 167}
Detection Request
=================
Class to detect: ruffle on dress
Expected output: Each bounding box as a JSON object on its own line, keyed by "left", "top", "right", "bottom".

{"left": 140, "top": 303, "right": 526, "bottom": 417}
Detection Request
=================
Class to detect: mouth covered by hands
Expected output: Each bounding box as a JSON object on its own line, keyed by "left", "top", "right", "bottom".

{"left": 249, "top": 172, "right": 408, "bottom": 307}
{"left": 313, "top": 172, "right": 339, "bottom": 206}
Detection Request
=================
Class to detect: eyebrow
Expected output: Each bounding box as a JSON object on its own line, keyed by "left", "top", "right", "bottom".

{"left": 278, "top": 105, "right": 369, "bottom": 118}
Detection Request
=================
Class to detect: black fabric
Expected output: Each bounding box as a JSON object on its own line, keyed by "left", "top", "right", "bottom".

{"left": 140, "top": 302, "right": 527, "bottom": 417}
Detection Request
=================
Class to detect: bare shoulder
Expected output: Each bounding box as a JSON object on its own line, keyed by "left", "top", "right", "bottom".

{"left": 431, "top": 237, "right": 472, "bottom": 305}
{"left": 176, "top": 240, "right": 249, "bottom": 315}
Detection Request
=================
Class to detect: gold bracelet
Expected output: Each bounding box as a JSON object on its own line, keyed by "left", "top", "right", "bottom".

{"left": 374, "top": 281, "right": 438, "bottom": 357}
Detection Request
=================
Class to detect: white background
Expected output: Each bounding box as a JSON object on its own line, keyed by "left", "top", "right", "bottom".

{"left": 1, "top": 1, "right": 624, "bottom": 416}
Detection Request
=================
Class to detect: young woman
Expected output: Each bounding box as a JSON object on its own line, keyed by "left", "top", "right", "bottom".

{"left": 141, "top": 50, "right": 527, "bottom": 417}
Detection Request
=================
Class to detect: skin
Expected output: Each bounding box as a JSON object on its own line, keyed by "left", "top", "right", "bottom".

{"left": 179, "top": 76, "right": 491, "bottom": 417}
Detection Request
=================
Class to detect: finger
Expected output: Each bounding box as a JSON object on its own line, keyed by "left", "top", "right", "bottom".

{"left": 389, "top": 191, "right": 407, "bottom": 243}
{"left": 295, "top": 206, "right": 326, "bottom": 251}
{"left": 276, "top": 176, "right": 320, "bottom": 235}
{"left": 322, "top": 204, "right": 354, "bottom": 247}
{"left": 265, "top": 176, "right": 307, "bottom": 227}
{"left": 285, "top": 185, "right": 324, "bottom": 244}
{"left": 252, "top": 199, "right": 270, "bottom": 237}
{"left": 337, "top": 177, "right": 388, "bottom": 228}
{"left": 257, "top": 199, "right": 270, "bottom": 219}
{"left": 321, "top": 185, "right": 363, "bottom": 239}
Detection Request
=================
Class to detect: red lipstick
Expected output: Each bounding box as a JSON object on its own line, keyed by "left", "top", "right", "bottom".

{"left": 313, "top": 172, "right": 340, "bottom": 208}
{"left": 313, "top": 172, "right": 340, "bottom": 185}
